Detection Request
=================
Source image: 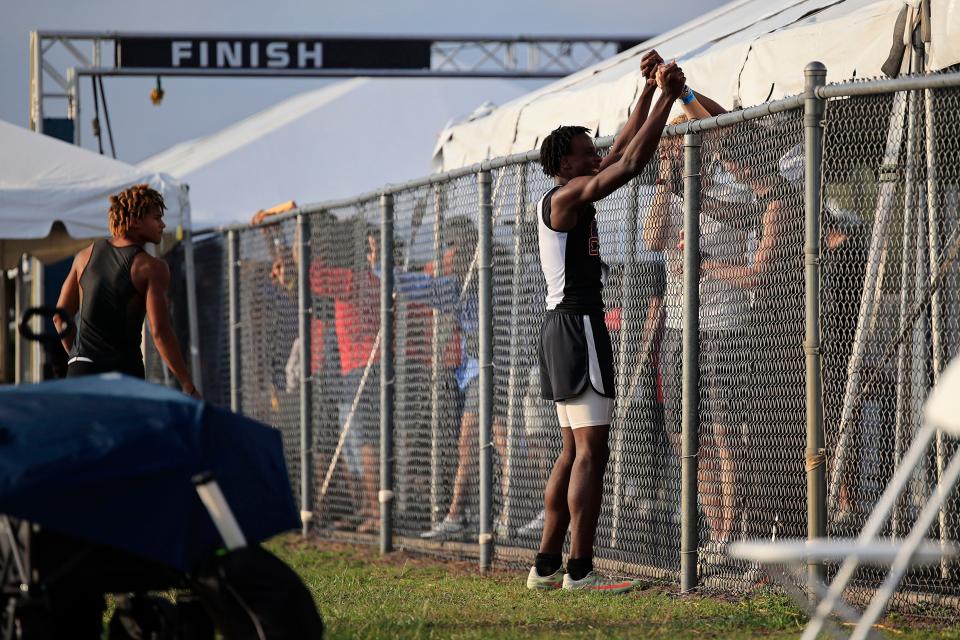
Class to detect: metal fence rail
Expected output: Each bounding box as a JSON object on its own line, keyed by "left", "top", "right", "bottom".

{"left": 149, "top": 64, "right": 960, "bottom": 613}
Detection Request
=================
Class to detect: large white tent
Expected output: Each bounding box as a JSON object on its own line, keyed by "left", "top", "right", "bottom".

{"left": 434, "top": 0, "right": 960, "bottom": 170}
{"left": 0, "top": 118, "right": 201, "bottom": 386}
{"left": 0, "top": 119, "right": 186, "bottom": 270}
{"left": 0, "top": 121, "right": 189, "bottom": 269}
{"left": 139, "top": 77, "right": 539, "bottom": 229}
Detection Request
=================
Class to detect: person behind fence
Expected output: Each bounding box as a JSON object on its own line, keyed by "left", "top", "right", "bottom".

{"left": 54, "top": 184, "right": 200, "bottom": 398}
{"left": 526, "top": 53, "right": 686, "bottom": 593}
{"left": 375, "top": 216, "right": 509, "bottom": 541}
{"left": 818, "top": 205, "right": 868, "bottom": 526}
{"left": 308, "top": 222, "right": 383, "bottom": 535}
{"left": 251, "top": 202, "right": 301, "bottom": 413}
{"left": 668, "top": 109, "right": 807, "bottom": 580}
{"left": 645, "top": 113, "right": 758, "bottom": 570}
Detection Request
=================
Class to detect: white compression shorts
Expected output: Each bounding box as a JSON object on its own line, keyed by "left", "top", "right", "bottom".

{"left": 555, "top": 385, "right": 613, "bottom": 429}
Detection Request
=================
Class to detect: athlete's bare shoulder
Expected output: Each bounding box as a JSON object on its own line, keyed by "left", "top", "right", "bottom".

{"left": 130, "top": 250, "right": 170, "bottom": 295}
{"left": 74, "top": 243, "right": 96, "bottom": 279}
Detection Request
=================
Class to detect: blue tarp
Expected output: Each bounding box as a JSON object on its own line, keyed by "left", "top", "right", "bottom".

{"left": 0, "top": 374, "right": 300, "bottom": 571}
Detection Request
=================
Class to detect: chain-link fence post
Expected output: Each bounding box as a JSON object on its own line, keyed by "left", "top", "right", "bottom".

{"left": 228, "top": 229, "right": 240, "bottom": 413}
{"left": 478, "top": 168, "right": 494, "bottom": 570}
{"left": 502, "top": 164, "right": 527, "bottom": 533}
{"left": 297, "top": 212, "right": 313, "bottom": 536}
{"left": 804, "top": 61, "right": 828, "bottom": 588}
{"left": 681, "top": 131, "right": 702, "bottom": 593}
{"left": 380, "top": 192, "right": 396, "bottom": 554}
{"left": 429, "top": 184, "right": 445, "bottom": 528}
{"left": 610, "top": 178, "right": 640, "bottom": 550}
{"left": 180, "top": 188, "right": 203, "bottom": 396}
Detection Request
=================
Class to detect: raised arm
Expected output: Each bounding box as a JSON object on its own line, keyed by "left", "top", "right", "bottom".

{"left": 643, "top": 146, "right": 682, "bottom": 251}
{"left": 551, "top": 63, "right": 686, "bottom": 230}
{"left": 696, "top": 198, "right": 784, "bottom": 289}
{"left": 675, "top": 83, "right": 728, "bottom": 121}
{"left": 599, "top": 50, "right": 663, "bottom": 171}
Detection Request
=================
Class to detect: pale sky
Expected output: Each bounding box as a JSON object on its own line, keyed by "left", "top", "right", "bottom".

{"left": 3, "top": 0, "right": 728, "bottom": 164}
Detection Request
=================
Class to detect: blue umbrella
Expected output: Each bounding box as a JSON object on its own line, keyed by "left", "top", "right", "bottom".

{"left": 0, "top": 374, "right": 300, "bottom": 572}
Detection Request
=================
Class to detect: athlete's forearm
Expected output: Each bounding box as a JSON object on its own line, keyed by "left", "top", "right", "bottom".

{"left": 607, "top": 83, "right": 657, "bottom": 164}
{"left": 152, "top": 325, "right": 195, "bottom": 391}
{"left": 53, "top": 317, "right": 74, "bottom": 354}
{"left": 693, "top": 90, "right": 727, "bottom": 117}
{"left": 644, "top": 186, "right": 675, "bottom": 250}
{"left": 620, "top": 93, "right": 674, "bottom": 175}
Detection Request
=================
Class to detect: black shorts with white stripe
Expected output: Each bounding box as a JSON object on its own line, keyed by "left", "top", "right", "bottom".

{"left": 538, "top": 310, "right": 615, "bottom": 402}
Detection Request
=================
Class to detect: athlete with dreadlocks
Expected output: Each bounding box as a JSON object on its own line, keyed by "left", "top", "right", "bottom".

{"left": 526, "top": 53, "right": 685, "bottom": 593}
{"left": 55, "top": 184, "right": 200, "bottom": 397}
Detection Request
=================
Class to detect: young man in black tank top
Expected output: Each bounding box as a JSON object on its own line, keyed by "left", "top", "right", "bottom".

{"left": 526, "top": 56, "right": 686, "bottom": 592}
{"left": 54, "top": 184, "right": 200, "bottom": 398}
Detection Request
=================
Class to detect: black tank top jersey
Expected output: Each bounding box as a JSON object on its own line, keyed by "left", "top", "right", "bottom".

{"left": 537, "top": 186, "right": 604, "bottom": 314}
{"left": 71, "top": 240, "right": 147, "bottom": 371}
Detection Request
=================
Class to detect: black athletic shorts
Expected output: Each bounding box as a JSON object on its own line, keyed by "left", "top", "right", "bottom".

{"left": 67, "top": 357, "right": 145, "bottom": 379}
{"left": 538, "top": 310, "right": 615, "bottom": 402}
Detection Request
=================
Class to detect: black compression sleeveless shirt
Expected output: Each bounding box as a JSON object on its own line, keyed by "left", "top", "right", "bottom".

{"left": 69, "top": 240, "right": 146, "bottom": 376}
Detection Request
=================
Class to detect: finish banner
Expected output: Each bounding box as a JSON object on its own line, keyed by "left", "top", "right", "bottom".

{"left": 116, "top": 37, "right": 432, "bottom": 71}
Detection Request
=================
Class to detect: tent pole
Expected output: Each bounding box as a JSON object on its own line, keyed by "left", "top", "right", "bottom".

{"left": 919, "top": 32, "right": 950, "bottom": 580}
{"left": 892, "top": 44, "right": 921, "bottom": 537}
{"left": 30, "top": 257, "right": 42, "bottom": 382}
{"left": 14, "top": 258, "right": 23, "bottom": 384}
{"left": 0, "top": 263, "right": 8, "bottom": 383}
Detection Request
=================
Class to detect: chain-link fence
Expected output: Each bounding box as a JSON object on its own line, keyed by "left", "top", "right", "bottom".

{"left": 301, "top": 197, "right": 383, "bottom": 542}
{"left": 695, "top": 110, "right": 808, "bottom": 591}
{"left": 821, "top": 83, "right": 960, "bottom": 610}
{"left": 145, "top": 234, "right": 231, "bottom": 408}
{"left": 148, "top": 68, "right": 960, "bottom": 615}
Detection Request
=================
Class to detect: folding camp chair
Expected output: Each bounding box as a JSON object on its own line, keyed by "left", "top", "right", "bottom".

{"left": 730, "top": 354, "right": 960, "bottom": 640}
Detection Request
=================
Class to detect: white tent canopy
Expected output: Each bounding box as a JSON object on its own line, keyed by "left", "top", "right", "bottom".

{"left": 434, "top": 0, "right": 960, "bottom": 170}
{"left": 139, "top": 77, "right": 538, "bottom": 229}
{"left": 0, "top": 119, "right": 185, "bottom": 269}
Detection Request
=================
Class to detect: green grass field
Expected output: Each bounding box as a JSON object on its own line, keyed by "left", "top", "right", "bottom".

{"left": 267, "top": 536, "right": 960, "bottom": 639}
